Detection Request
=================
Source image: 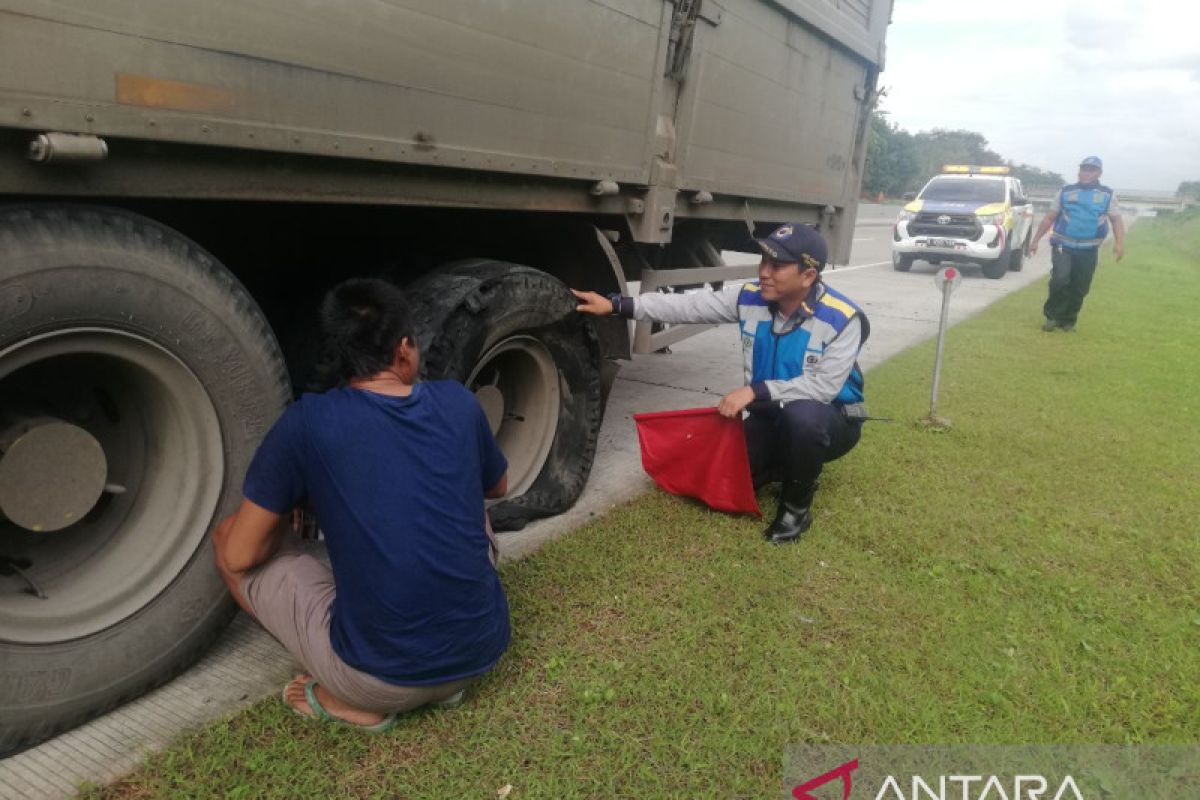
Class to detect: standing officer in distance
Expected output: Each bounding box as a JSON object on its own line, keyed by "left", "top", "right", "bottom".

{"left": 573, "top": 224, "right": 870, "bottom": 544}
{"left": 1028, "top": 156, "right": 1125, "bottom": 332}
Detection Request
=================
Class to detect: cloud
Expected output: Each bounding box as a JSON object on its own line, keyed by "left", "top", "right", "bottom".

{"left": 881, "top": 1, "right": 1200, "bottom": 190}
{"left": 1061, "top": 1, "right": 1138, "bottom": 50}
{"left": 1065, "top": 18, "right": 1130, "bottom": 50}
{"left": 895, "top": 0, "right": 1052, "bottom": 26}
{"left": 1107, "top": 69, "right": 1196, "bottom": 94}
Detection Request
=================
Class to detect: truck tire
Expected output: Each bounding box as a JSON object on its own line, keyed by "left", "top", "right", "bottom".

{"left": 405, "top": 260, "right": 602, "bottom": 532}
{"left": 892, "top": 253, "right": 914, "bottom": 272}
{"left": 0, "top": 205, "right": 290, "bottom": 753}
{"left": 981, "top": 255, "right": 1008, "bottom": 279}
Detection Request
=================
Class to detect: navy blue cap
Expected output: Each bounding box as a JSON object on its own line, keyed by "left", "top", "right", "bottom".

{"left": 1080, "top": 156, "right": 1103, "bottom": 169}
{"left": 755, "top": 224, "right": 828, "bottom": 271}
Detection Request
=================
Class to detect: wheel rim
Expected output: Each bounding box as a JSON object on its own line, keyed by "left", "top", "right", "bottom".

{"left": 0, "top": 328, "right": 224, "bottom": 643}
{"left": 466, "top": 335, "right": 560, "bottom": 498}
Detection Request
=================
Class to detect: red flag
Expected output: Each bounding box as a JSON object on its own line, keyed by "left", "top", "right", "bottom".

{"left": 632, "top": 407, "right": 761, "bottom": 517}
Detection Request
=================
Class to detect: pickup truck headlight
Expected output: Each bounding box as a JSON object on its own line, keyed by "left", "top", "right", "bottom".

{"left": 978, "top": 213, "right": 1005, "bottom": 226}
{"left": 897, "top": 211, "right": 917, "bottom": 222}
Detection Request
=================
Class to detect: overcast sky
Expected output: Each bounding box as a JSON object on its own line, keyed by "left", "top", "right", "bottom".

{"left": 880, "top": 0, "right": 1200, "bottom": 192}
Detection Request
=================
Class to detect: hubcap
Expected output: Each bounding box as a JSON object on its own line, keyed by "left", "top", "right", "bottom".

{"left": 467, "top": 336, "right": 560, "bottom": 498}
{"left": 0, "top": 421, "right": 108, "bottom": 532}
{"left": 0, "top": 328, "right": 224, "bottom": 643}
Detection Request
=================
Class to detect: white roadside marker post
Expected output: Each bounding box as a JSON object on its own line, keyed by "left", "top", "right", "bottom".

{"left": 924, "top": 265, "right": 962, "bottom": 430}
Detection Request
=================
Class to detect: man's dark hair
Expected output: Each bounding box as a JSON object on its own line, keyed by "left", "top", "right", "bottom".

{"left": 314, "top": 278, "right": 416, "bottom": 387}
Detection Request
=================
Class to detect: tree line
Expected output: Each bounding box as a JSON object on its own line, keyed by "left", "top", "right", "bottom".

{"left": 863, "top": 112, "right": 1065, "bottom": 198}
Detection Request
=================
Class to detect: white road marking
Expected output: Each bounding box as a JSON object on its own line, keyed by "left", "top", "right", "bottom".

{"left": 829, "top": 259, "right": 892, "bottom": 273}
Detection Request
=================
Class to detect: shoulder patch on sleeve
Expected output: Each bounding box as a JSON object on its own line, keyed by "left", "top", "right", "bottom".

{"left": 738, "top": 282, "right": 769, "bottom": 307}
{"left": 819, "top": 293, "right": 856, "bottom": 319}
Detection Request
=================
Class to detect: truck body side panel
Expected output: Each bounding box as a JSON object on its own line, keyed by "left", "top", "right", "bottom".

{"left": 0, "top": 0, "right": 666, "bottom": 184}
{"left": 0, "top": 0, "right": 890, "bottom": 258}
{"left": 669, "top": 0, "right": 886, "bottom": 259}
{"left": 674, "top": 0, "right": 867, "bottom": 205}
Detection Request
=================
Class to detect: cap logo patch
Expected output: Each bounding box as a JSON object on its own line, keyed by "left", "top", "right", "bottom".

{"left": 801, "top": 253, "right": 819, "bottom": 270}
{"left": 773, "top": 224, "right": 793, "bottom": 239}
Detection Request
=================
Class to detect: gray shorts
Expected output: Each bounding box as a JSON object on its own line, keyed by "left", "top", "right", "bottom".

{"left": 238, "top": 545, "right": 474, "bottom": 714}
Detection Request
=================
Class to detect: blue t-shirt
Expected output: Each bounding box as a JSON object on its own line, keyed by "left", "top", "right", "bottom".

{"left": 243, "top": 381, "right": 510, "bottom": 685}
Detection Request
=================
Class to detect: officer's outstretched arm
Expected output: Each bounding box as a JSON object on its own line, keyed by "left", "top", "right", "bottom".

{"left": 573, "top": 285, "right": 740, "bottom": 325}
{"left": 571, "top": 289, "right": 615, "bottom": 315}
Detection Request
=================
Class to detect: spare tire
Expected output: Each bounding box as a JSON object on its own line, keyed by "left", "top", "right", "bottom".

{"left": 0, "top": 205, "right": 289, "bottom": 753}
{"left": 405, "top": 260, "right": 602, "bottom": 531}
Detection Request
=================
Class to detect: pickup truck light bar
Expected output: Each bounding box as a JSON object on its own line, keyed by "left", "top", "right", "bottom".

{"left": 941, "top": 165, "right": 1011, "bottom": 175}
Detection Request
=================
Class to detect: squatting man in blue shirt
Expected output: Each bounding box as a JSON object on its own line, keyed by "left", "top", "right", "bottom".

{"left": 212, "top": 279, "right": 511, "bottom": 731}
{"left": 573, "top": 224, "right": 870, "bottom": 544}
{"left": 1027, "top": 155, "right": 1126, "bottom": 332}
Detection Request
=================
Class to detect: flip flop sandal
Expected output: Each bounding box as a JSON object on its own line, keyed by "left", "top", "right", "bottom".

{"left": 283, "top": 678, "right": 398, "bottom": 734}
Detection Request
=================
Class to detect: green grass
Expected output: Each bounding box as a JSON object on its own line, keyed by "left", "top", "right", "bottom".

{"left": 88, "top": 213, "right": 1200, "bottom": 799}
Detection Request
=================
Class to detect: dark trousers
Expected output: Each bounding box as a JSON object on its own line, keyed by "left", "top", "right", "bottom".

{"left": 744, "top": 399, "right": 862, "bottom": 490}
{"left": 1043, "top": 246, "right": 1099, "bottom": 325}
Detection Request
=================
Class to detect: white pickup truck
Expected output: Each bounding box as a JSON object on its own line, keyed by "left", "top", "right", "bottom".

{"left": 892, "top": 166, "right": 1036, "bottom": 279}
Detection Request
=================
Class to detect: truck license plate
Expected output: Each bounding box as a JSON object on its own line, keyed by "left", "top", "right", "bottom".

{"left": 921, "top": 238, "right": 959, "bottom": 248}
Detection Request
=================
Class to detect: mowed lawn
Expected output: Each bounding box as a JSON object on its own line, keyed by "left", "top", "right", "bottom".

{"left": 89, "top": 213, "right": 1199, "bottom": 799}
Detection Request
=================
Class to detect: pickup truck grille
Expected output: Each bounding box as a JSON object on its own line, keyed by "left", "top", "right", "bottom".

{"left": 909, "top": 213, "right": 982, "bottom": 240}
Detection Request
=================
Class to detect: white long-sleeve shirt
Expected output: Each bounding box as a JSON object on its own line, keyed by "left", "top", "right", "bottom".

{"left": 630, "top": 282, "right": 864, "bottom": 405}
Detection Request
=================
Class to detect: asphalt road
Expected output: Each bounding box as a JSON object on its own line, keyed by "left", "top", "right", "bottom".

{"left": 0, "top": 206, "right": 1060, "bottom": 799}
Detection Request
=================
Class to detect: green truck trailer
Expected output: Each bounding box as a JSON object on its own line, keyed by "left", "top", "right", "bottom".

{"left": 0, "top": 0, "right": 891, "bottom": 751}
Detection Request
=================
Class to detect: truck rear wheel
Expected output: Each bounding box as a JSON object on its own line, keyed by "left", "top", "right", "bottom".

{"left": 0, "top": 205, "right": 289, "bottom": 753}
{"left": 405, "top": 260, "right": 602, "bottom": 531}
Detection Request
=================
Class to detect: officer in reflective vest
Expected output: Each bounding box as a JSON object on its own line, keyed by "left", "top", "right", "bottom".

{"left": 572, "top": 224, "right": 870, "bottom": 544}
{"left": 1027, "top": 156, "right": 1126, "bottom": 331}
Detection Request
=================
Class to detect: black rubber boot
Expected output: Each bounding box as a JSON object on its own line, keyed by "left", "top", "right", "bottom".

{"left": 764, "top": 480, "right": 818, "bottom": 544}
